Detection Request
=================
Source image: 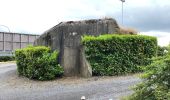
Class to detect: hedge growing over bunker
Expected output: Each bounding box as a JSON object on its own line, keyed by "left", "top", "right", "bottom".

{"left": 15, "top": 46, "right": 63, "bottom": 80}
{"left": 82, "top": 34, "right": 157, "bottom": 76}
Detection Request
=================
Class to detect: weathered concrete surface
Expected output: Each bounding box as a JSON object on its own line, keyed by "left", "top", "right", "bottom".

{"left": 63, "top": 47, "right": 80, "bottom": 76}
{"left": 0, "top": 63, "right": 141, "bottom": 100}
{"left": 79, "top": 46, "right": 92, "bottom": 77}
{"left": 34, "top": 18, "right": 120, "bottom": 77}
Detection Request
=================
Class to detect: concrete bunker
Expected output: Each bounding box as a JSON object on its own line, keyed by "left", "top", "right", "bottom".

{"left": 34, "top": 18, "right": 120, "bottom": 77}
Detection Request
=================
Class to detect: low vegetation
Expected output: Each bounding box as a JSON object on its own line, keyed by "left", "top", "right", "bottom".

{"left": 157, "top": 46, "right": 168, "bottom": 56}
{"left": 82, "top": 34, "right": 157, "bottom": 76}
{"left": 0, "top": 56, "right": 15, "bottom": 62}
{"left": 124, "top": 45, "right": 170, "bottom": 100}
{"left": 15, "top": 46, "right": 63, "bottom": 80}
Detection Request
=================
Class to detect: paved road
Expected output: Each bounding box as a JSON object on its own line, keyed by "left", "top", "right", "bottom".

{"left": 0, "top": 63, "right": 141, "bottom": 100}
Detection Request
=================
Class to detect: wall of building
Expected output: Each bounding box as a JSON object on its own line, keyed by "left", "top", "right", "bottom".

{"left": 0, "top": 32, "right": 39, "bottom": 52}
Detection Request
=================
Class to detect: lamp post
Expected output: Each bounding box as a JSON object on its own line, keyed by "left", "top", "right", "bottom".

{"left": 120, "top": 0, "right": 125, "bottom": 25}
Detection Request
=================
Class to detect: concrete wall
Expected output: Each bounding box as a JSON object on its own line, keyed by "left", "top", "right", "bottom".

{"left": 0, "top": 32, "right": 39, "bottom": 52}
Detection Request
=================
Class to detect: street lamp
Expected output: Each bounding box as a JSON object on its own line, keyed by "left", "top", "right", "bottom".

{"left": 120, "top": 0, "right": 125, "bottom": 25}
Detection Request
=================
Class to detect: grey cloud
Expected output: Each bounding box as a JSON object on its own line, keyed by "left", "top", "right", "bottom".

{"left": 113, "top": 5, "right": 170, "bottom": 32}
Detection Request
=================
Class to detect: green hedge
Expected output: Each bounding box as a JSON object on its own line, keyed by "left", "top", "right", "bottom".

{"left": 157, "top": 46, "right": 168, "bottom": 56}
{"left": 125, "top": 54, "right": 170, "bottom": 100}
{"left": 15, "top": 46, "right": 63, "bottom": 80}
{"left": 0, "top": 56, "right": 15, "bottom": 62}
{"left": 82, "top": 34, "right": 157, "bottom": 76}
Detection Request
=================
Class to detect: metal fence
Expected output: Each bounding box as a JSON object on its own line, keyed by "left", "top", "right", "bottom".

{"left": 0, "top": 32, "right": 39, "bottom": 56}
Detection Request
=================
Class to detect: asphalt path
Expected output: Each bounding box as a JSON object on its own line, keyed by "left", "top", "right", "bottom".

{"left": 0, "top": 63, "right": 141, "bottom": 100}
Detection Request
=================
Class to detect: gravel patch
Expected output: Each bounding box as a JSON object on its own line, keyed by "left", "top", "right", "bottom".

{"left": 0, "top": 63, "right": 141, "bottom": 100}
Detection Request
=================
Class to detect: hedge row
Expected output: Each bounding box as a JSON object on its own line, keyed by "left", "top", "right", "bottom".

{"left": 82, "top": 34, "right": 157, "bottom": 76}
{"left": 0, "top": 56, "right": 15, "bottom": 62}
{"left": 15, "top": 46, "right": 63, "bottom": 80}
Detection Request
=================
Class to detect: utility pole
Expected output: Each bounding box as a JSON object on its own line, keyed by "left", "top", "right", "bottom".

{"left": 120, "top": 0, "right": 125, "bottom": 25}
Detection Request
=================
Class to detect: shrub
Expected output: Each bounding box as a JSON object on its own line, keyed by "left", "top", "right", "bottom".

{"left": 15, "top": 46, "right": 63, "bottom": 80}
{"left": 157, "top": 46, "right": 168, "bottom": 56}
{"left": 125, "top": 54, "right": 170, "bottom": 100}
{"left": 0, "top": 56, "right": 15, "bottom": 62}
{"left": 82, "top": 34, "right": 157, "bottom": 76}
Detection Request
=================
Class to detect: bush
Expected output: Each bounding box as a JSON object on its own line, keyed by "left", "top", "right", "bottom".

{"left": 125, "top": 54, "right": 170, "bottom": 100}
{"left": 15, "top": 46, "right": 63, "bottom": 80}
{"left": 157, "top": 46, "right": 168, "bottom": 56}
{"left": 0, "top": 56, "right": 15, "bottom": 62}
{"left": 82, "top": 34, "right": 157, "bottom": 76}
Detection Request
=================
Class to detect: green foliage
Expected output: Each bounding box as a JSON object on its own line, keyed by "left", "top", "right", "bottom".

{"left": 0, "top": 56, "right": 15, "bottom": 62}
{"left": 82, "top": 34, "right": 157, "bottom": 76}
{"left": 125, "top": 54, "right": 170, "bottom": 100}
{"left": 15, "top": 46, "right": 63, "bottom": 80}
{"left": 157, "top": 46, "right": 168, "bottom": 57}
{"left": 124, "top": 46, "right": 170, "bottom": 100}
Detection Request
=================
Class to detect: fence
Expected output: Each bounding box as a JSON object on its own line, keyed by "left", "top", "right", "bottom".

{"left": 0, "top": 32, "right": 39, "bottom": 56}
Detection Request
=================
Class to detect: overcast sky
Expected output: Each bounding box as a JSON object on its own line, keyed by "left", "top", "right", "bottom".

{"left": 0, "top": 0, "right": 170, "bottom": 46}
